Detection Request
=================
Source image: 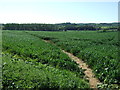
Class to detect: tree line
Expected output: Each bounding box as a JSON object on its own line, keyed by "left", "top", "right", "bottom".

{"left": 2, "top": 23, "right": 118, "bottom": 31}
{"left": 3, "top": 23, "right": 100, "bottom": 31}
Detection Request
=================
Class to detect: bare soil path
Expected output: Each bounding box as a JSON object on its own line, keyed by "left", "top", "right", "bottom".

{"left": 62, "top": 50, "right": 101, "bottom": 89}
{"left": 43, "top": 39, "right": 101, "bottom": 89}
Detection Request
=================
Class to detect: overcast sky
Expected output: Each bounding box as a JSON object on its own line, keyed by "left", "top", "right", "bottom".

{"left": 0, "top": 0, "right": 119, "bottom": 24}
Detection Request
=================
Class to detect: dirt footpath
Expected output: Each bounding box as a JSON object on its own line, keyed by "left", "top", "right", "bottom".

{"left": 43, "top": 39, "right": 101, "bottom": 89}
{"left": 62, "top": 50, "right": 101, "bottom": 89}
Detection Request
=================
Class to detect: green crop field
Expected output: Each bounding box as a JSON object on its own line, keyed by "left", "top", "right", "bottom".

{"left": 2, "top": 30, "right": 120, "bottom": 89}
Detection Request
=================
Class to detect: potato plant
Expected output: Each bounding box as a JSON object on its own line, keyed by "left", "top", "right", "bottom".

{"left": 2, "top": 52, "right": 89, "bottom": 88}
{"left": 2, "top": 31, "right": 84, "bottom": 77}
{"left": 27, "top": 31, "right": 120, "bottom": 86}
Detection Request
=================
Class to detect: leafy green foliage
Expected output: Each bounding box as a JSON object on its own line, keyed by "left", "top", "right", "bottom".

{"left": 2, "top": 30, "right": 119, "bottom": 88}
{"left": 2, "top": 31, "right": 84, "bottom": 76}
{"left": 2, "top": 53, "right": 89, "bottom": 89}
{"left": 27, "top": 31, "right": 120, "bottom": 85}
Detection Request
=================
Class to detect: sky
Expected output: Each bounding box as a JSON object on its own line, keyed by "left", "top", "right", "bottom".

{"left": 0, "top": 0, "right": 119, "bottom": 24}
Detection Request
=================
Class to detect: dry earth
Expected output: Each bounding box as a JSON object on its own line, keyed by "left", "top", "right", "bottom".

{"left": 43, "top": 39, "right": 101, "bottom": 89}
{"left": 62, "top": 50, "right": 101, "bottom": 89}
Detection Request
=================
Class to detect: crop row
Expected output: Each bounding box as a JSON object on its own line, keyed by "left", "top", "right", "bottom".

{"left": 27, "top": 31, "right": 120, "bottom": 85}
{"left": 2, "top": 52, "right": 89, "bottom": 88}
{"left": 2, "top": 31, "right": 84, "bottom": 77}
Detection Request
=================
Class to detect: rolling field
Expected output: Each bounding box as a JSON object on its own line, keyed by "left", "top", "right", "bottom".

{"left": 2, "top": 31, "right": 89, "bottom": 88}
{"left": 2, "top": 30, "right": 120, "bottom": 89}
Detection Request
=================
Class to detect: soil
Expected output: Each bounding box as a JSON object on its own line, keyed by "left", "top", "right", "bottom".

{"left": 43, "top": 39, "right": 101, "bottom": 89}
{"left": 62, "top": 50, "right": 101, "bottom": 89}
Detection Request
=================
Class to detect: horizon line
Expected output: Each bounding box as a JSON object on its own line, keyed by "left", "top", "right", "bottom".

{"left": 0, "top": 22, "right": 118, "bottom": 24}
